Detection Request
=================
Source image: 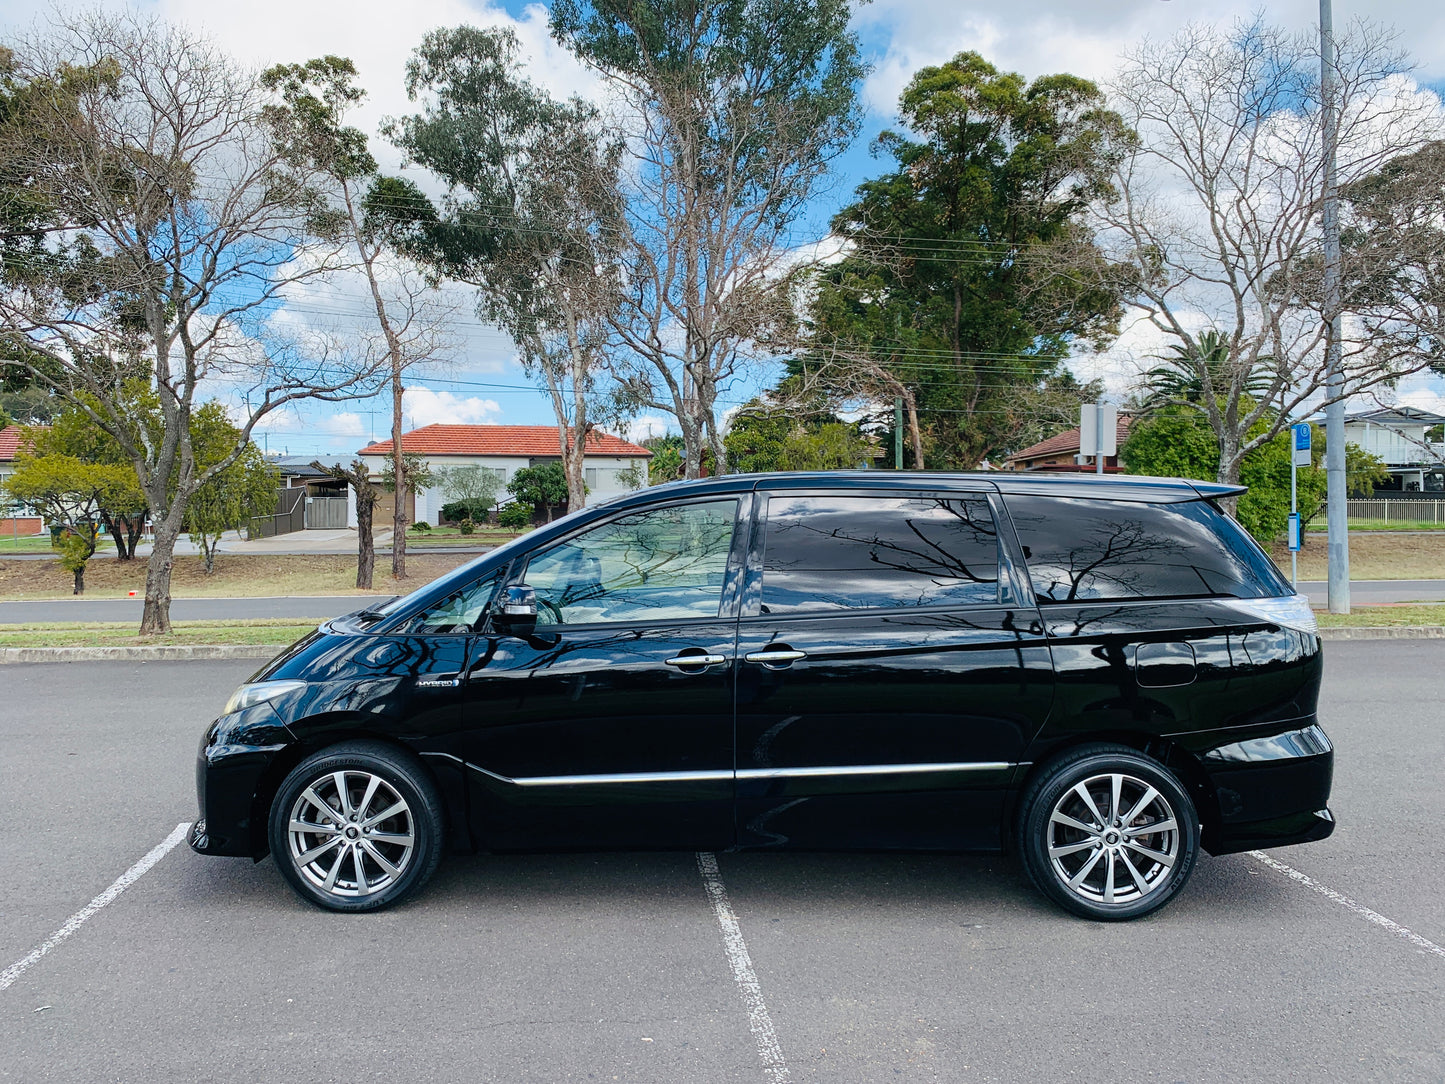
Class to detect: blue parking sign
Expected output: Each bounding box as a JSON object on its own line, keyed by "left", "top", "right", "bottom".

{"left": 1292, "top": 423, "right": 1312, "bottom": 467}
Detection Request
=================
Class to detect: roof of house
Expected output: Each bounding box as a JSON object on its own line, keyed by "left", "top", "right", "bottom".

{"left": 358, "top": 424, "right": 652, "bottom": 459}
{"left": 1006, "top": 415, "right": 1133, "bottom": 464}
{"left": 1340, "top": 407, "right": 1445, "bottom": 426}
{"left": 0, "top": 425, "right": 42, "bottom": 462}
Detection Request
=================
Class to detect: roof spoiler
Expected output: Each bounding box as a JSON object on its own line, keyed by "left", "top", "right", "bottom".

{"left": 1190, "top": 481, "right": 1248, "bottom": 500}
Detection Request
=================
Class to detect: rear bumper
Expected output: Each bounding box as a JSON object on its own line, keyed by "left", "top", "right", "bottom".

{"left": 1194, "top": 722, "right": 1336, "bottom": 855}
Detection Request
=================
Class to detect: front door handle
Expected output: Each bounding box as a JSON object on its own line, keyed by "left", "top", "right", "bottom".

{"left": 664, "top": 653, "right": 726, "bottom": 668}
{"left": 744, "top": 649, "right": 807, "bottom": 666}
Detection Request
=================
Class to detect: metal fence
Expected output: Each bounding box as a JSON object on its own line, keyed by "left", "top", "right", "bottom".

{"left": 1346, "top": 498, "right": 1445, "bottom": 523}
{"left": 305, "top": 496, "right": 349, "bottom": 529}
{"left": 247, "top": 487, "right": 306, "bottom": 538}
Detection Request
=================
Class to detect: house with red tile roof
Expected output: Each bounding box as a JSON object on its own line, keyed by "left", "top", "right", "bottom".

{"left": 0, "top": 425, "right": 46, "bottom": 534}
{"left": 357, "top": 424, "right": 652, "bottom": 524}
{"left": 1004, "top": 415, "right": 1132, "bottom": 473}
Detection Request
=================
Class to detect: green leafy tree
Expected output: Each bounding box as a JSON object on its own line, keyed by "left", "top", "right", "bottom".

{"left": 724, "top": 401, "right": 873, "bottom": 473}
{"left": 1122, "top": 408, "right": 1330, "bottom": 542}
{"left": 506, "top": 463, "right": 569, "bottom": 521}
{"left": 28, "top": 396, "right": 147, "bottom": 558}
{"left": 3, "top": 452, "right": 134, "bottom": 593}
{"left": 548, "top": 0, "right": 867, "bottom": 477}
{"left": 642, "top": 435, "right": 684, "bottom": 485}
{"left": 437, "top": 464, "right": 503, "bottom": 523}
{"left": 185, "top": 404, "right": 278, "bottom": 573}
{"left": 390, "top": 27, "right": 626, "bottom": 512}
{"left": 805, "top": 52, "right": 1127, "bottom": 469}
{"left": 263, "top": 56, "right": 452, "bottom": 581}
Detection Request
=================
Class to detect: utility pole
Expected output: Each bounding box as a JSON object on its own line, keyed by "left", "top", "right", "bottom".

{"left": 1322, "top": 0, "right": 1351, "bottom": 612}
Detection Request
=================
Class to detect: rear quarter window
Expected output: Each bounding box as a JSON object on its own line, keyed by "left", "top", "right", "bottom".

{"left": 1004, "top": 495, "right": 1290, "bottom": 603}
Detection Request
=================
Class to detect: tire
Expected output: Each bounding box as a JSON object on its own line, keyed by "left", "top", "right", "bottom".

{"left": 1018, "top": 744, "right": 1199, "bottom": 921}
{"left": 268, "top": 741, "right": 445, "bottom": 913}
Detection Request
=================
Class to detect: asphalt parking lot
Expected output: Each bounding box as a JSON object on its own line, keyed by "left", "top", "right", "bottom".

{"left": 1, "top": 643, "right": 1442, "bottom": 1083}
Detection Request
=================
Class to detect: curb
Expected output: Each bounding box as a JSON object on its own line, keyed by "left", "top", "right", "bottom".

{"left": 0, "top": 644, "right": 281, "bottom": 665}
{"left": 1317, "top": 626, "right": 1445, "bottom": 640}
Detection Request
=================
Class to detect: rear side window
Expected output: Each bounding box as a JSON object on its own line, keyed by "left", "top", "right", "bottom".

{"left": 1005, "top": 495, "right": 1290, "bottom": 603}
{"left": 759, "top": 494, "right": 1000, "bottom": 613}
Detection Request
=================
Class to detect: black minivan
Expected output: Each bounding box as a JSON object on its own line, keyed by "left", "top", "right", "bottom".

{"left": 192, "top": 472, "right": 1334, "bottom": 920}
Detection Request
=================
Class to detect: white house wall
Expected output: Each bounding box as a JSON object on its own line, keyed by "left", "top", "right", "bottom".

{"left": 1345, "top": 422, "right": 1433, "bottom": 466}
{"left": 358, "top": 453, "right": 647, "bottom": 524}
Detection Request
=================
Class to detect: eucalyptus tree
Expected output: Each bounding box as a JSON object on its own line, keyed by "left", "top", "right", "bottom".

{"left": 549, "top": 0, "right": 868, "bottom": 477}
{"left": 263, "top": 56, "right": 456, "bottom": 581}
{"left": 0, "top": 11, "right": 385, "bottom": 633}
{"left": 390, "top": 26, "right": 625, "bottom": 511}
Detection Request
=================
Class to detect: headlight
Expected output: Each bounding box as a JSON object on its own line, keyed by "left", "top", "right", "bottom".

{"left": 1224, "top": 594, "right": 1319, "bottom": 635}
{"left": 224, "top": 679, "right": 307, "bottom": 716}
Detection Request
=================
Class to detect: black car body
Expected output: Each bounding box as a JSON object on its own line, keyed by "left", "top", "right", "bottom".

{"left": 193, "top": 472, "right": 1334, "bottom": 919}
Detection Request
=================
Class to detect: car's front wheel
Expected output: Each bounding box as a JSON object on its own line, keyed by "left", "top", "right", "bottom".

{"left": 268, "top": 741, "right": 444, "bottom": 912}
{"left": 1019, "top": 745, "right": 1199, "bottom": 921}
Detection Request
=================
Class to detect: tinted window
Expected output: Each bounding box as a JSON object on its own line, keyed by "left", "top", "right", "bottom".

{"left": 523, "top": 499, "right": 738, "bottom": 624}
{"left": 1006, "top": 495, "right": 1290, "bottom": 603}
{"left": 759, "top": 495, "right": 1000, "bottom": 613}
{"left": 397, "top": 573, "right": 499, "bottom": 634}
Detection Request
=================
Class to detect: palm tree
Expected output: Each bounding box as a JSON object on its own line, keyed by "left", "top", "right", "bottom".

{"left": 1138, "top": 330, "right": 1275, "bottom": 413}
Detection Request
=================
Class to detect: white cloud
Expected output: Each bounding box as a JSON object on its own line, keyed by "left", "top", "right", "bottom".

{"left": 622, "top": 414, "right": 672, "bottom": 443}
{"left": 403, "top": 386, "right": 503, "bottom": 427}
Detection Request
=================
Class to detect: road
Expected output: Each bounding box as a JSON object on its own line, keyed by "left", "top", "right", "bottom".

{"left": 1296, "top": 579, "right": 1445, "bottom": 605}
{"left": 0, "top": 643, "right": 1442, "bottom": 1082}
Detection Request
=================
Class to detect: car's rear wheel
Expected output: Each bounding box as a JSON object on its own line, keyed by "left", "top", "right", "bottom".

{"left": 268, "top": 741, "right": 444, "bottom": 912}
{"left": 1019, "top": 745, "right": 1199, "bottom": 921}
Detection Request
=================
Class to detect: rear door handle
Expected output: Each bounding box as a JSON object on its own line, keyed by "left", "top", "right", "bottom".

{"left": 744, "top": 649, "right": 807, "bottom": 665}
{"left": 664, "top": 653, "right": 727, "bottom": 668}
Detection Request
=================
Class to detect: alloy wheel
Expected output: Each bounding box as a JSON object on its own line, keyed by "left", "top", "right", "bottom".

{"left": 286, "top": 770, "right": 416, "bottom": 899}
{"left": 1046, "top": 772, "right": 1181, "bottom": 906}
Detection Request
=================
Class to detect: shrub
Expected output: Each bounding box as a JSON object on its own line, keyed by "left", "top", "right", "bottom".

{"left": 440, "top": 497, "right": 492, "bottom": 524}
{"left": 458, "top": 518, "right": 476, "bottom": 535}
{"left": 498, "top": 502, "right": 532, "bottom": 529}
{"left": 409, "top": 521, "right": 432, "bottom": 532}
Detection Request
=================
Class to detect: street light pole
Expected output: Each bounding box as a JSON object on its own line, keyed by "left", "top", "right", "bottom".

{"left": 1321, "top": 0, "right": 1350, "bottom": 613}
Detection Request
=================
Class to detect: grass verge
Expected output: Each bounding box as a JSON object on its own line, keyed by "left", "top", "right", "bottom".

{"left": 0, "top": 618, "right": 315, "bottom": 648}
{"left": 1272, "top": 531, "right": 1445, "bottom": 580}
{"left": 1314, "top": 603, "right": 1445, "bottom": 628}
{"left": 0, "top": 534, "right": 58, "bottom": 554}
{"left": 0, "top": 552, "right": 477, "bottom": 600}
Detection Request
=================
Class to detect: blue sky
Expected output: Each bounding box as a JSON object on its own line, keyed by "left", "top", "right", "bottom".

{"left": 7, "top": 0, "right": 1445, "bottom": 454}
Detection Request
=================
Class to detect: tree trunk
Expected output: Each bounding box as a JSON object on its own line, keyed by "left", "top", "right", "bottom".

{"left": 125, "top": 517, "right": 142, "bottom": 559}
{"left": 356, "top": 496, "right": 375, "bottom": 590}
{"left": 140, "top": 516, "right": 182, "bottom": 635}
{"left": 564, "top": 447, "right": 586, "bottom": 513}
{"left": 104, "top": 515, "right": 129, "bottom": 560}
{"left": 72, "top": 565, "right": 84, "bottom": 595}
{"left": 904, "top": 392, "right": 924, "bottom": 470}
{"left": 201, "top": 534, "right": 217, "bottom": 574}
{"left": 390, "top": 370, "right": 408, "bottom": 581}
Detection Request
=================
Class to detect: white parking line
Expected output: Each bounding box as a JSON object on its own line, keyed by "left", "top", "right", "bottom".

{"left": 1, "top": 822, "right": 191, "bottom": 993}
{"left": 696, "top": 852, "right": 791, "bottom": 1084}
{"left": 1249, "top": 850, "right": 1445, "bottom": 961}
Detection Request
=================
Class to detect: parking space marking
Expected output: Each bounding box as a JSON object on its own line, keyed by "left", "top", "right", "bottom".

{"left": 1249, "top": 850, "right": 1445, "bottom": 961}
{"left": 1, "top": 822, "right": 191, "bottom": 993}
{"left": 696, "top": 853, "right": 791, "bottom": 1083}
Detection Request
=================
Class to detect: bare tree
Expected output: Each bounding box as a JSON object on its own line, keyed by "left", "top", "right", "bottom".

{"left": 310, "top": 458, "right": 380, "bottom": 589}
{"left": 389, "top": 27, "right": 624, "bottom": 512}
{"left": 1091, "top": 17, "right": 1445, "bottom": 491}
{"left": 550, "top": 0, "right": 867, "bottom": 477}
{"left": 263, "top": 57, "right": 457, "bottom": 581}
{"left": 0, "top": 12, "right": 385, "bottom": 633}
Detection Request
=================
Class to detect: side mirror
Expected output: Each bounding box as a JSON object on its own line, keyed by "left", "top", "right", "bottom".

{"left": 494, "top": 584, "right": 538, "bottom": 636}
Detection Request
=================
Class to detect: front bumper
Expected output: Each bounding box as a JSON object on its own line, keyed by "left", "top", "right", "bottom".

{"left": 191, "top": 708, "right": 294, "bottom": 859}
{"left": 1195, "top": 722, "right": 1336, "bottom": 855}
